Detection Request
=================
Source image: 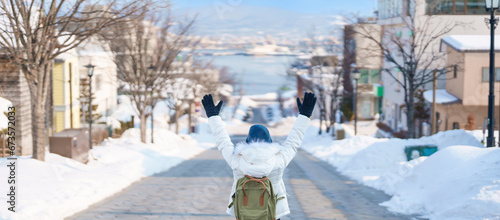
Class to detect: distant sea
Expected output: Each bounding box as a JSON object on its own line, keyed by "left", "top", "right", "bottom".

{"left": 194, "top": 50, "right": 297, "bottom": 95}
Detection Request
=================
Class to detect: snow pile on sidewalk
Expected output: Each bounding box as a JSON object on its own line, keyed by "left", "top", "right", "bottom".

{"left": 0, "top": 128, "right": 215, "bottom": 220}
{"left": 382, "top": 145, "right": 500, "bottom": 220}
{"left": 302, "top": 127, "right": 500, "bottom": 219}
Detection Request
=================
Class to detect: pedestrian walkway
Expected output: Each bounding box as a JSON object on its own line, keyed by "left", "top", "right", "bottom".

{"left": 67, "top": 135, "right": 421, "bottom": 220}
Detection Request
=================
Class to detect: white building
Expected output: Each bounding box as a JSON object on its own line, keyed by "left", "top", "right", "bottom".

{"left": 78, "top": 37, "right": 118, "bottom": 123}
{"left": 377, "top": 0, "right": 491, "bottom": 131}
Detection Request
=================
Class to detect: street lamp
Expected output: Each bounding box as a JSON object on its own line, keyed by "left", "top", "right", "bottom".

{"left": 148, "top": 65, "right": 155, "bottom": 143}
{"left": 351, "top": 64, "right": 361, "bottom": 136}
{"left": 485, "top": 0, "right": 499, "bottom": 147}
{"left": 85, "top": 63, "right": 95, "bottom": 149}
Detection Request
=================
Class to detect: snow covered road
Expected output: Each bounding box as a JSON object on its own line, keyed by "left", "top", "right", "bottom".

{"left": 67, "top": 134, "right": 420, "bottom": 220}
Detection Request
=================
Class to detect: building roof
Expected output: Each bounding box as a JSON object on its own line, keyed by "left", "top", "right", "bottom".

{"left": 441, "top": 35, "right": 500, "bottom": 52}
{"left": 423, "top": 89, "right": 461, "bottom": 105}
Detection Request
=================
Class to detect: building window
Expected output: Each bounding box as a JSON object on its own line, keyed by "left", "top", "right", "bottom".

{"left": 379, "top": 0, "right": 413, "bottom": 19}
{"left": 482, "top": 67, "right": 500, "bottom": 82}
{"left": 453, "top": 65, "right": 457, "bottom": 78}
{"left": 467, "top": 0, "right": 487, "bottom": 14}
{"left": 427, "top": 0, "right": 453, "bottom": 14}
{"left": 347, "top": 39, "right": 356, "bottom": 53}
{"left": 359, "top": 69, "right": 380, "bottom": 84}
{"left": 453, "top": 122, "right": 460, "bottom": 129}
{"left": 456, "top": 0, "right": 466, "bottom": 13}
{"left": 96, "top": 74, "right": 102, "bottom": 90}
{"left": 426, "top": 0, "right": 486, "bottom": 15}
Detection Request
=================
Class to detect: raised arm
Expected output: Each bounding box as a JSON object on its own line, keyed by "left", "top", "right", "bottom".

{"left": 280, "top": 92, "right": 316, "bottom": 167}
{"left": 202, "top": 94, "right": 235, "bottom": 167}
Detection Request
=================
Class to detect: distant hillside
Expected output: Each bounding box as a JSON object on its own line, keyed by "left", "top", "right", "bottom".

{"left": 172, "top": 4, "right": 347, "bottom": 40}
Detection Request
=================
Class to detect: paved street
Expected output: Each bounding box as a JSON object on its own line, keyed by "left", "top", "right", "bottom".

{"left": 67, "top": 135, "right": 421, "bottom": 220}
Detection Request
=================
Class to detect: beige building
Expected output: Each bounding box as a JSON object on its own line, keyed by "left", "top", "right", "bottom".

{"left": 424, "top": 35, "right": 500, "bottom": 132}
{"left": 343, "top": 19, "right": 384, "bottom": 120}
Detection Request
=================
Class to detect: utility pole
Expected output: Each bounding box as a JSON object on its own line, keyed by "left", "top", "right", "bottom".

{"left": 431, "top": 70, "right": 437, "bottom": 135}
{"left": 188, "top": 100, "right": 193, "bottom": 134}
{"left": 151, "top": 102, "right": 154, "bottom": 143}
{"left": 487, "top": 3, "right": 498, "bottom": 147}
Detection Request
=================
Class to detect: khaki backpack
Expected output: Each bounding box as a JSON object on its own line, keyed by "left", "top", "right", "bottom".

{"left": 228, "top": 175, "right": 284, "bottom": 220}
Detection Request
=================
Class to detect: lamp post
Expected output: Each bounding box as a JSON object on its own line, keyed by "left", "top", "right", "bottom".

{"left": 85, "top": 63, "right": 95, "bottom": 149}
{"left": 351, "top": 64, "right": 361, "bottom": 136}
{"left": 485, "top": 0, "right": 499, "bottom": 147}
{"left": 148, "top": 65, "right": 155, "bottom": 143}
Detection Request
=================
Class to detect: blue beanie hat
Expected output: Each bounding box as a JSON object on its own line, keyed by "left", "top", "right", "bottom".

{"left": 246, "top": 125, "right": 272, "bottom": 143}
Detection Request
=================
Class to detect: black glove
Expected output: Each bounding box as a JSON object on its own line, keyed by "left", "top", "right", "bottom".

{"left": 202, "top": 94, "right": 223, "bottom": 118}
{"left": 297, "top": 92, "right": 317, "bottom": 118}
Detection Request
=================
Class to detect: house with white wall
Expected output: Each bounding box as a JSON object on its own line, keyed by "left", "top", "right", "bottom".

{"left": 377, "top": 0, "right": 492, "bottom": 132}
{"left": 78, "top": 37, "right": 117, "bottom": 126}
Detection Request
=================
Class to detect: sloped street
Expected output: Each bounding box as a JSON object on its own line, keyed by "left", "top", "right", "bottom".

{"left": 67, "top": 134, "right": 421, "bottom": 220}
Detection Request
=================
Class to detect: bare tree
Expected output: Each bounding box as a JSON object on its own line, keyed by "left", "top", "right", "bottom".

{"left": 218, "top": 66, "right": 235, "bottom": 85}
{"left": 0, "top": 0, "right": 148, "bottom": 160}
{"left": 163, "top": 57, "right": 219, "bottom": 134}
{"left": 217, "top": 66, "right": 236, "bottom": 103}
{"left": 108, "top": 6, "right": 196, "bottom": 142}
{"left": 164, "top": 77, "right": 194, "bottom": 135}
{"left": 353, "top": 1, "right": 466, "bottom": 138}
{"left": 305, "top": 65, "right": 343, "bottom": 135}
{"left": 311, "top": 55, "right": 343, "bottom": 134}
{"left": 327, "top": 66, "right": 343, "bottom": 134}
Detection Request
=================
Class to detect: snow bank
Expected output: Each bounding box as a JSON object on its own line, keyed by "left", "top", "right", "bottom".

{"left": 111, "top": 95, "right": 137, "bottom": 122}
{"left": 302, "top": 124, "right": 384, "bottom": 170}
{"left": 382, "top": 146, "right": 500, "bottom": 220}
{"left": 465, "top": 130, "right": 500, "bottom": 147}
{"left": 302, "top": 127, "right": 498, "bottom": 219}
{"left": 0, "top": 128, "right": 215, "bottom": 220}
{"left": 341, "top": 130, "right": 484, "bottom": 194}
{"left": 110, "top": 95, "right": 175, "bottom": 130}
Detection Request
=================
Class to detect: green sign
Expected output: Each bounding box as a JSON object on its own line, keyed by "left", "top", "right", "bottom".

{"left": 373, "top": 86, "right": 383, "bottom": 97}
